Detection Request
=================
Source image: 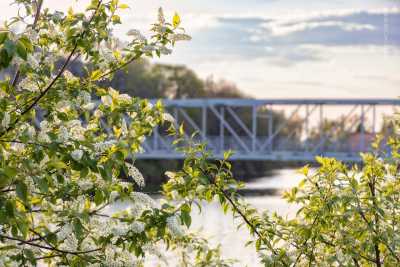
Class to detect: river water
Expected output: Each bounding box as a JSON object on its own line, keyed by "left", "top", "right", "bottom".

{"left": 189, "top": 168, "right": 303, "bottom": 266}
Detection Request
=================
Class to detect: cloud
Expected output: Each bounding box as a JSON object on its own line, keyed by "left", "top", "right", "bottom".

{"left": 265, "top": 21, "right": 376, "bottom": 37}
{"left": 185, "top": 8, "right": 400, "bottom": 67}
{"left": 258, "top": 8, "right": 400, "bottom": 46}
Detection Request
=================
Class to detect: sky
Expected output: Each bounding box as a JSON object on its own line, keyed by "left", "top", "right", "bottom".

{"left": 1, "top": 0, "right": 399, "bottom": 99}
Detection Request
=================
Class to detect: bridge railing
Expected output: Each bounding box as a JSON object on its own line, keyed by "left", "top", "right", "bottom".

{"left": 140, "top": 135, "right": 373, "bottom": 160}
{"left": 136, "top": 98, "right": 400, "bottom": 162}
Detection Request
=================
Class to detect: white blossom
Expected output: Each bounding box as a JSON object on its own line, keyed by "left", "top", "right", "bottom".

{"left": 25, "top": 125, "right": 36, "bottom": 138}
{"left": 130, "top": 192, "right": 156, "bottom": 208}
{"left": 58, "top": 126, "right": 69, "bottom": 142}
{"left": 110, "top": 191, "right": 119, "bottom": 202}
{"left": 60, "top": 234, "right": 78, "bottom": 251}
{"left": 67, "top": 120, "right": 85, "bottom": 140}
{"left": 159, "top": 46, "right": 172, "bottom": 55}
{"left": 63, "top": 70, "right": 76, "bottom": 80}
{"left": 57, "top": 224, "right": 73, "bottom": 240}
{"left": 118, "top": 93, "right": 131, "bottom": 102}
{"left": 127, "top": 29, "right": 146, "bottom": 42}
{"left": 38, "top": 132, "right": 51, "bottom": 143}
{"left": 11, "top": 143, "right": 25, "bottom": 153}
{"left": 101, "top": 95, "right": 113, "bottom": 106}
{"left": 27, "top": 54, "right": 39, "bottom": 68}
{"left": 39, "top": 120, "right": 51, "bottom": 132}
{"left": 130, "top": 221, "right": 145, "bottom": 233}
{"left": 126, "top": 162, "right": 145, "bottom": 187}
{"left": 111, "top": 223, "right": 129, "bottom": 236}
{"left": 56, "top": 100, "right": 71, "bottom": 113}
{"left": 1, "top": 112, "right": 10, "bottom": 129}
{"left": 19, "top": 77, "right": 39, "bottom": 92}
{"left": 162, "top": 112, "right": 175, "bottom": 123}
{"left": 83, "top": 102, "right": 96, "bottom": 110}
{"left": 94, "top": 109, "right": 104, "bottom": 118}
{"left": 71, "top": 149, "right": 83, "bottom": 161}
{"left": 142, "top": 45, "right": 156, "bottom": 53}
{"left": 79, "top": 90, "right": 91, "bottom": 104}
{"left": 78, "top": 179, "right": 93, "bottom": 190}
{"left": 157, "top": 7, "right": 165, "bottom": 25}
{"left": 39, "top": 155, "right": 50, "bottom": 168}
{"left": 166, "top": 216, "right": 184, "bottom": 237}
{"left": 121, "top": 118, "right": 128, "bottom": 135}
{"left": 94, "top": 140, "right": 117, "bottom": 153}
{"left": 172, "top": 33, "right": 192, "bottom": 41}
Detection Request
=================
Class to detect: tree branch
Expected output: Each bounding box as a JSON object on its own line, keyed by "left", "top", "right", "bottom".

{"left": 0, "top": 0, "right": 103, "bottom": 138}
{"left": 0, "top": 234, "right": 101, "bottom": 256}
{"left": 204, "top": 170, "right": 289, "bottom": 267}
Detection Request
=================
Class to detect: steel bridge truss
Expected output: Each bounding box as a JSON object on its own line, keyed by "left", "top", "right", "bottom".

{"left": 139, "top": 99, "right": 400, "bottom": 162}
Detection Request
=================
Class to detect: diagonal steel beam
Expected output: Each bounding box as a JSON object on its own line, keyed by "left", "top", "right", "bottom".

{"left": 178, "top": 108, "right": 216, "bottom": 150}
{"left": 209, "top": 105, "right": 251, "bottom": 153}
{"left": 280, "top": 104, "right": 318, "bottom": 151}
{"left": 225, "top": 106, "right": 263, "bottom": 152}
{"left": 312, "top": 104, "right": 360, "bottom": 153}
{"left": 260, "top": 105, "right": 301, "bottom": 151}
{"left": 141, "top": 139, "right": 152, "bottom": 152}
{"left": 179, "top": 108, "right": 202, "bottom": 133}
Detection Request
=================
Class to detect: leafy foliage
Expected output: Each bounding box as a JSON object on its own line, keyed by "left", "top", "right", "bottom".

{"left": 164, "top": 115, "right": 400, "bottom": 266}
{"left": 1, "top": 0, "right": 399, "bottom": 266}
{"left": 0, "top": 1, "right": 233, "bottom": 266}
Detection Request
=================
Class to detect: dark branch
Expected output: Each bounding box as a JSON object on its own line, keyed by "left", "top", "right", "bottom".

{"left": 0, "top": 0, "right": 103, "bottom": 138}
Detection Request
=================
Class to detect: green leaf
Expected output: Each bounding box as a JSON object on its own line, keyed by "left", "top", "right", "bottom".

{"left": 0, "top": 31, "right": 8, "bottom": 44}
{"left": 90, "top": 69, "right": 102, "bottom": 81}
{"left": 18, "top": 36, "right": 33, "bottom": 52}
{"left": 4, "top": 166, "right": 17, "bottom": 178}
{"left": 48, "top": 160, "right": 67, "bottom": 170}
{"left": 5, "top": 200, "right": 15, "bottom": 217}
{"left": 72, "top": 218, "right": 84, "bottom": 239}
{"left": 223, "top": 150, "right": 233, "bottom": 160}
{"left": 16, "top": 181, "right": 28, "bottom": 203}
{"left": 46, "top": 232, "right": 58, "bottom": 246}
{"left": 17, "top": 222, "right": 29, "bottom": 239}
{"left": 172, "top": 13, "right": 181, "bottom": 28}
{"left": 4, "top": 39, "right": 15, "bottom": 55}
{"left": 255, "top": 238, "right": 261, "bottom": 251}
{"left": 36, "top": 177, "right": 49, "bottom": 193}
{"left": 179, "top": 124, "right": 184, "bottom": 136}
{"left": 24, "top": 249, "right": 37, "bottom": 265}
{"left": 181, "top": 210, "right": 191, "bottom": 228}
{"left": 94, "top": 189, "right": 103, "bottom": 205}
{"left": 111, "top": 15, "right": 121, "bottom": 24}
{"left": 0, "top": 174, "right": 11, "bottom": 188}
{"left": 180, "top": 204, "right": 191, "bottom": 228}
{"left": 118, "top": 4, "right": 129, "bottom": 9}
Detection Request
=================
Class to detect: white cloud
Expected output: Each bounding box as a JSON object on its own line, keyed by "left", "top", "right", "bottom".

{"left": 264, "top": 21, "right": 376, "bottom": 37}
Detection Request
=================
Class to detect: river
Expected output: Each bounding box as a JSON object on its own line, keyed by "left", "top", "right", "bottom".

{"left": 189, "top": 168, "right": 303, "bottom": 266}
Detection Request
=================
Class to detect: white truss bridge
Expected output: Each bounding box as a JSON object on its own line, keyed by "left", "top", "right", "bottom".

{"left": 137, "top": 98, "right": 400, "bottom": 162}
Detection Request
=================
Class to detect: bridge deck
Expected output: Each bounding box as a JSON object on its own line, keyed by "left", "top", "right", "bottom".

{"left": 140, "top": 98, "right": 400, "bottom": 162}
